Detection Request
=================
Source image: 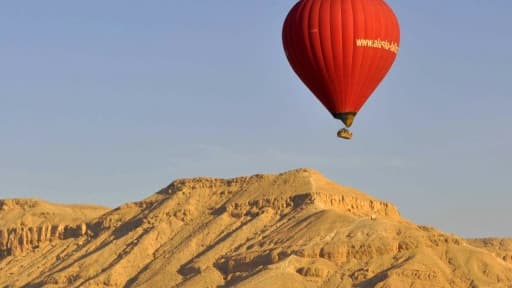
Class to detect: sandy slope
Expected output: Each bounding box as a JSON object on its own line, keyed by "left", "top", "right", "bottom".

{"left": 0, "top": 169, "right": 511, "bottom": 287}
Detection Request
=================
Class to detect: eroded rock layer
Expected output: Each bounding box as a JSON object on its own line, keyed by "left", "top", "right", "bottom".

{"left": 0, "top": 169, "right": 510, "bottom": 288}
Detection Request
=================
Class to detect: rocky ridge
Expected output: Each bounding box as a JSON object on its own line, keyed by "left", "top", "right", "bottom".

{"left": 0, "top": 199, "right": 108, "bottom": 258}
{"left": 0, "top": 168, "right": 511, "bottom": 288}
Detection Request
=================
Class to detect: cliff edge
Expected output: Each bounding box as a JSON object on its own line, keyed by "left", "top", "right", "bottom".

{"left": 1, "top": 169, "right": 510, "bottom": 287}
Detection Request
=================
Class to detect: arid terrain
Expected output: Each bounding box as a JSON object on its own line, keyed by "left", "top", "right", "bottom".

{"left": 1, "top": 168, "right": 511, "bottom": 287}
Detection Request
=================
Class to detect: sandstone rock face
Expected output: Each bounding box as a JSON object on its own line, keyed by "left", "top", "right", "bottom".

{"left": 0, "top": 223, "right": 88, "bottom": 257}
{"left": 0, "top": 169, "right": 511, "bottom": 287}
{"left": 0, "top": 199, "right": 107, "bottom": 258}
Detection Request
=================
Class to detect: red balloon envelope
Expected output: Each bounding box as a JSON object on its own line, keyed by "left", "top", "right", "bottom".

{"left": 282, "top": 0, "right": 400, "bottom": 130}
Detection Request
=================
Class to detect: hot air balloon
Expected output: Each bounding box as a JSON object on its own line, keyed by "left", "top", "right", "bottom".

{"left": 282, "top": 0, "right": 400, "bottom": 139}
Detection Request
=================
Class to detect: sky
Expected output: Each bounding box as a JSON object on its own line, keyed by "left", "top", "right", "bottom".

{"left": 1, "top": 0, "right": 511, "bottom": 238}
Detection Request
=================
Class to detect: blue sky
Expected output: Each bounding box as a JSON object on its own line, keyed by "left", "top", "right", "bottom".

{"left": 1, "top": 1, "right": 511, "bottom": 237}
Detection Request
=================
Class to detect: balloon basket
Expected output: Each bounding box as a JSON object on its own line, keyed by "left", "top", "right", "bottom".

{"left": 337, "top": 128, "right": 353, "bottom": 140}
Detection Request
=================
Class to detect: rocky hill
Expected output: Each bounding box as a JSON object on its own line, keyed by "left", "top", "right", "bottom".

{"left": 0, "top": 169, "right": 511, "bottom": 287}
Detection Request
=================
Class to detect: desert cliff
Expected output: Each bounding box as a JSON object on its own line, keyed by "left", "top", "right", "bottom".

{"left": 1, "top": 169, "right": 511, "bottom": 287}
